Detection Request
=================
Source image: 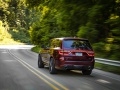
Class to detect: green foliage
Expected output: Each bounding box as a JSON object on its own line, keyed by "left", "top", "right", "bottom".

{"left": 0, "top": 0, "right": 37, "bottom": 44}
{"left": 0, "top": 20, "right": 23, "bottom": 44}
{"left": 93, "top": 42, "right": 106, "bottom": 57}
{"left": 9, "top": 28, "right": 30, "bottom": 43}
{"left": 0, "top": 20, "right": 11, "bottom": 41}
{"left": 26, "top": 0, "right": 120, "bottom": 60}
{"left": 77, "top": 22, "right": 99, "bottom": 43}
{"left": 25, "top": 0, "right": 43, "bottom": 8}
{"left": 29, "top": 19, "right": 69, "bottom": 45}
{"left": 95, "top": 62, "right": 120, "bottom": 74}
{"left": 31, "top": 45, "right": 40, "bottom": 53}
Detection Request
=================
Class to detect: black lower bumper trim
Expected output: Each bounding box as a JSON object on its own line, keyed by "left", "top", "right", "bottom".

{"left": 63, "top": 65, "right": 94, "bottom": 70}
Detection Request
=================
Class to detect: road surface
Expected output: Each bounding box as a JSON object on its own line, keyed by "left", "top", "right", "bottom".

{"left": 0, "top": 45, "right": 120, "bottom": 90}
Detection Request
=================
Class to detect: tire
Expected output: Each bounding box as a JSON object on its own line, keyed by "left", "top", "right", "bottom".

{"left": 38, "top": 54, "right": 44, "bottom": 68}
{"left": 82, "top": 70, "right": 92, "bottom": 75}
{"left": 49, "top": 58, "right": 57, "bottom": 74}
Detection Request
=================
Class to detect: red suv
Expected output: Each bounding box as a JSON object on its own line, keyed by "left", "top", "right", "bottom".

{"left": 38, "top": 37, "right": 95, "bottom": 75}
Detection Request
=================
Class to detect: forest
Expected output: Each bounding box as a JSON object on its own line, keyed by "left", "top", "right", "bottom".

{"left": 0, "top": 0, "right": 120, "bottom": 60}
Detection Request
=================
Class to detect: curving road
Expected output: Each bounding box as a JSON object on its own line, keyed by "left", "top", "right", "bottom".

{"left": 0, "top": 45, "right": 120, "bottom": 90}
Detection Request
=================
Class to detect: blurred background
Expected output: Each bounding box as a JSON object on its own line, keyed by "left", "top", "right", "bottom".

{"left": 0, "top": 0, "right": 120, "bottom": 74}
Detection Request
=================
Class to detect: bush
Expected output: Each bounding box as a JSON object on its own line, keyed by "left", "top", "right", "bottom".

{"left": 95, "top": 62, "right": 120, "bottom": 75}
{"left": 93, "top": 42, "right": 106, "bottom": 57}
{"left": 31, "top": 46, "right": 40, "bottom": 53}
{"left": 9, "top": 28, "right": 30, "bottom": 43}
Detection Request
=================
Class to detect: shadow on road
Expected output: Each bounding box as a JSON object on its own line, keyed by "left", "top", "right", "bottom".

{"left": 44, "top": 67, "right": 94, "bottom": 78}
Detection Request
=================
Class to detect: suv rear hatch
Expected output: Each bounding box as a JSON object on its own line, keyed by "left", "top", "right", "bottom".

{"left": 62, "top": 39, "right": 94, "bottom": 62}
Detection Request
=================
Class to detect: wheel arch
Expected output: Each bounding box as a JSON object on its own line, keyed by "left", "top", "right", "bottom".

{"left": 49, "top": 56, "right": 56, "bottom": 64}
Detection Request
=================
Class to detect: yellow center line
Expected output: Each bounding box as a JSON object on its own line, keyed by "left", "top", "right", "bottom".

{"left": 8, "top": 50, "right": 69, "bottom": 90}
{"left": 18, "top": 59, "right": 60, "bottom": 90}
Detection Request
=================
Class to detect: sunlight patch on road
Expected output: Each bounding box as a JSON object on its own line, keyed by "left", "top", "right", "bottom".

{"left": 3, "top": 60, "right": 16, "bottom": 62}
{"left": 0, "top": 50, "right": 6, "bottom": 51}
{"left": 1, "top": 51, "right": 8, "bottom": 53}
{"left": 97, "top": 79, "right": 111, "bottom": 84}
{"left": 0, "top": 45, "right": 34, "bottom": 49}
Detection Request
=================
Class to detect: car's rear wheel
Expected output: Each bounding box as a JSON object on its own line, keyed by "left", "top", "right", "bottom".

{"left": 49, "top": 58, "right": 57, "bottom": 74}
{"left": 38, "top": 54, "right": 44, "bottom": 68}
{"left": 82, "top": 70, "right": 92, "bottom": 75}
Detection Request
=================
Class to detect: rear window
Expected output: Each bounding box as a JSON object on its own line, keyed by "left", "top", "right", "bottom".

{"left": 63, "top": 39, "right": 92, "bottom": 50}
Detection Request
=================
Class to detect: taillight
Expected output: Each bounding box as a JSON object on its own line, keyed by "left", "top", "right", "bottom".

{"left": 87, "top": 51, "right": 94, "bottom": 56}
{"left": 58, "top": 50, "right": 94, "bottom": 56}
{"left": 58, "top": 50, "right": 70, "bottom": 55}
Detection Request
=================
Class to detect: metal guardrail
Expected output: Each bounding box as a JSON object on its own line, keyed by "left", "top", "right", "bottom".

{"left": 95, "top": 58, "right": 120, "bottom": 67}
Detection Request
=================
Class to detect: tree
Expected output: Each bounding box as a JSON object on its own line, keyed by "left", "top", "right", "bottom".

{"left": 0, "top": 0, "right": 38, "bottom": 43}
{"left": 26, "top": 0, "right": 120, "bottom": 60}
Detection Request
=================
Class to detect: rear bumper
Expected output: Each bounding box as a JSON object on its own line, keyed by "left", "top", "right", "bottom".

{"left": 61, "top": 64, "right": 94, "bottom": 70}
{"left": 55, "top": 56, "right": 95, "bottom": 70}
{"left": 56, "top": 59, "right": 95, "bottom": 70}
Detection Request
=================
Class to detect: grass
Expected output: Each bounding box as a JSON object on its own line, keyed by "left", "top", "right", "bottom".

{"left": 31, "top": 45, "right": 40, "bottom": 53}
{"left": 31, "top": 46, "right": 120, "bottom": 75}
{"left": 95, "top": 62, "right": 120, "bottom": 75}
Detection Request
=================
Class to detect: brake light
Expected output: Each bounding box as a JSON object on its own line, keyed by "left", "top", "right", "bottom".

{"left": 87, "top": 51, "right": 94, "bottom": 56}
{"left": 58, "top": 50, "right": 70, "bottom": 55}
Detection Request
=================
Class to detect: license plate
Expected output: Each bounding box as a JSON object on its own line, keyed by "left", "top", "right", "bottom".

{"left": 75, "top": 53, "right": 82, "bottom": 56}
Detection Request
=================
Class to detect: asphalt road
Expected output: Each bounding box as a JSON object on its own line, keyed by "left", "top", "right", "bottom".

{"left": 0, "top": 45, "right": 120, "bottom": 90}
